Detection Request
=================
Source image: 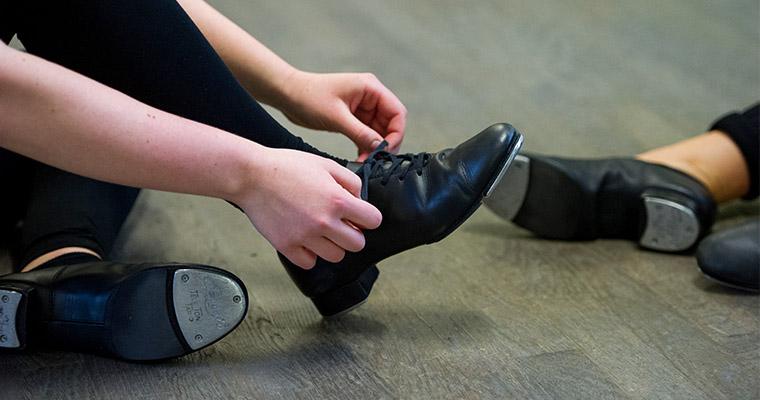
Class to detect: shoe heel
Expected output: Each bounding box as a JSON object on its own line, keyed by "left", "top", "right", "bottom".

{"left": 171, "top": 268, "right": 248, "bottom": 352}
{"left": 639, "top": 190, "right": 701, "bottom": 252}
{"left": 0, "top": 285, "right": 34, "bottom": 350}
{"left": 484, "top": 154, "right": 531, "bottom": 220}
{"left": 109, "top": 266, "right": 248, "bottom": 361}
{"left": 311, "top": 265, "right": 379, "bottom": 318}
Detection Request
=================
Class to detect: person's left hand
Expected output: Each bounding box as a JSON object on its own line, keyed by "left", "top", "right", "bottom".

{"left": 278, "top": 71, "right": 406, "bottom": 161}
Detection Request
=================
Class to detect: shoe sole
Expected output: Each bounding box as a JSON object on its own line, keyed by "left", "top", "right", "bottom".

{"left": 698, "top": 267, "right": 760, "bottom": 293}
{"left": 0, "top": 265, "right": 248, "bottom": 361}
{"left": 314, "top": 132, "right": 525, "bottom": 318}
{"left": 485, "top": 155, "right": 701, "bottom": 252}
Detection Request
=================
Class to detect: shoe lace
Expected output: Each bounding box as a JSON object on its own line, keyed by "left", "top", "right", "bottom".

{"left": 358, "top": 141, "right": 432, "bottom": 200}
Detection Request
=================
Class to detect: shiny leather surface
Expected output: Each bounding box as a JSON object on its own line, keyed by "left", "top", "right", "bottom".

{"left": 697, "top": 220, "right": 760, "bottom": 291}
{"left": 280, "top": 123, "right": 522, "bottom": 296}
{"left": 1, "top": 262, "right": 165, "bottom": 324}
{"left": 0, "top": 261, "right": 189, "bottom": 356}
{"left": 514, "top": 156, "right": 716, "bottom": 240}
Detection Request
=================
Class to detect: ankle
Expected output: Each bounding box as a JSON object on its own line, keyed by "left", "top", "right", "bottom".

{"left": 635, "top": 155, "right": 715, "bottom": 192}
{"left": 636, "top": 131, "right": 750, "bottom": 203}
{"left": 22, "top": 247, "right": 102, "bottom": 273}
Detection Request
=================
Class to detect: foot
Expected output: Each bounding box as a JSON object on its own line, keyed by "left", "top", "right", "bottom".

{"left": 0, "top": 261, "right": 248, "bottom": 361}
{"left": 279, "top": 123, "right": 524, "bottom": 316}
{"left": 485, "top": 154, "right": 716, "bottom": 252}
{"left": 697, "top": 220, "right": 759, "bottom": 292}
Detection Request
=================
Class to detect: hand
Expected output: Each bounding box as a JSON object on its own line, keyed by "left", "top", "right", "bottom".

{"left": 279, "top": 71, "right": 407, "bottom": 161}
{"left": 234, "top": 147, "right": 382, "bottom": 269}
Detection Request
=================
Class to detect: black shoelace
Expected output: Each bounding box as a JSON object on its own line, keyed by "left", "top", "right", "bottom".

{"left": 357, "top": 141, "right": 431, "bottom": 200}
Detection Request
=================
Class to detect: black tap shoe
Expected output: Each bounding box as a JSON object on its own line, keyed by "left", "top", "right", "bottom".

{"left": 0, "top": 262, "right": 248, "bottom": 361}
{"left": 279, "top": 123, "right": 524, "bottom": 317}
{"left": 697, "top": 220, "right": 759, "bottom": 292}
{"left": 485, "top": 155, "right": 716, "bottom": 252}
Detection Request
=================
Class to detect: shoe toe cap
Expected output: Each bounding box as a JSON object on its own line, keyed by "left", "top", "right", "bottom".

{"left": 450, "top": 123, "right": 521, "bottom": 191}
{"left": 697, "top": 221, "right": 760, "bottom": 291}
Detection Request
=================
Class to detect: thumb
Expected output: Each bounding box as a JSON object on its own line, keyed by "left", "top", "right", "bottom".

{"left": 326, "top": 160, "right": 363, "bottom": 198}
{"left": 339, "top": 112, "right": 383, "bottom": 153}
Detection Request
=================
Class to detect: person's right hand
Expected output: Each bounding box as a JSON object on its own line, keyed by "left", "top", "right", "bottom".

{"left": 236, "top": 148, "right": 382, "bottom": 269}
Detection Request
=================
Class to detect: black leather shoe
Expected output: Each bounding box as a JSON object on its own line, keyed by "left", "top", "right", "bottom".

{"left": 485, "top": 155, "right": 716, "bottom": 252}
{"left": 697, "top": 220, "right": 759, "bottom": 292}
{"left": 278, "top": 123, "right": 524, "bottom": 317}
{"left": 0, "top": 262, "right": 248, "bottom": 361}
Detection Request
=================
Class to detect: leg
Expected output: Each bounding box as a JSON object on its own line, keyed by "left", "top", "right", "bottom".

{"left": 13, "top": 0, "right": 343, "bottom": 164}
{"left": 17, "top": 163, "right": 139, "bottom": 271}
{"left": 0, "top": 149, "right": 32, "bottom": 247}
{"left": 0, "top": 159, "right": 250, "bottom": 360}
{"left": 486, "top": 103, "right": 758, "bottom": 252}
{"left": 637, "top": 104, "right": 759, "bottom": 203}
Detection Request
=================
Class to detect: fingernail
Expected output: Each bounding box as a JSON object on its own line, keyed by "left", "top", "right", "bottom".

{"left": 371, "top": 140, "right": 381, "bottom": 148}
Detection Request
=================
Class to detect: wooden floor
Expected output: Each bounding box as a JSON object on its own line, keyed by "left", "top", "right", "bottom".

{"left": 2, "top": 1, "right": 758, "bottom": 399}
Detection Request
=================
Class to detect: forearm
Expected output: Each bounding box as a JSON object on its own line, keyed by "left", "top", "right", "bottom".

{"left": 0, "top": 45, "right": 262, "bottom": 203}
{"left": 177, "top": 0, "right": 297, "bottom": 108}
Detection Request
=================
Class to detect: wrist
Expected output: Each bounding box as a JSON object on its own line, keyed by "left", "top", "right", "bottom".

{"left": 240, "top": 62, "right": 301, "bottom": 109}
{"left": 268, "top": 68, "right": 311, "bottom": 113}
{"left": 220, "top": 139, "right": 269, "bottom": 205}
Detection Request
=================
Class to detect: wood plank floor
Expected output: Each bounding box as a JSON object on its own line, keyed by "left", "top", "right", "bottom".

{"left": 1, "top": 1, "right": 758, "bottom": 399}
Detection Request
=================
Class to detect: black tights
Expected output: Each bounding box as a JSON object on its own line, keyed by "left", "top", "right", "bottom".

{"left": 1, "top": 0, "right": 344, "bottom": 269}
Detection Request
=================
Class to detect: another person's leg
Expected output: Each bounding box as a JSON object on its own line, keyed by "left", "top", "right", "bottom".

{"left": 682, "top": 105, "right": 759, "bottom": 292}
{"left": 637, "top": 104, "right": 758, "bottom": 203}
{"left": 486, "top": 104, "right": 759, "bottom": 252}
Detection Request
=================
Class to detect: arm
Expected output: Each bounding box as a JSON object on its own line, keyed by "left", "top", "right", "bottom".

{"left": 0, "top": 44, "right": 380, "bottom": 268}
{"left": 0, "top": 44, "right": 251, "bottom": 199}
{"left": 177, "top": 0, "right": 406, "bottom": 160}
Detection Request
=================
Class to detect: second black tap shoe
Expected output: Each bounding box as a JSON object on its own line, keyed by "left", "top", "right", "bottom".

{"left": 697, "top": 219, "right": 759, "bottom": 292}
{"left": 485, "top": 155, "right": 716, "bottom": 252}
{"left": 279, "top": 123, "right": 524, "bottom": 317}
{"left": 0, "top": 262, "right": 248, "bottom": 361}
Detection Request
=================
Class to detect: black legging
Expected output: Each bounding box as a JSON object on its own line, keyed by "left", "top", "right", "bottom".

{"left": 0, "top": 0, "right": 345, "bottom": 269}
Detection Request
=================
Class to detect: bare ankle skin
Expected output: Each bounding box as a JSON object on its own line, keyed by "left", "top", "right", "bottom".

{"left": 22, "top": 247, "right": 102, "bottom": 272}
{"left": 636, "top": 130, "right": 750, "bottom": 203}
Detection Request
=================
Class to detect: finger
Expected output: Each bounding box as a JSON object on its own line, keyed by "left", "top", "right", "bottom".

{"left": 339, "top": 109, "right": 384, "bottom": 153}
{"left": 284, "top": 246, "right": 318, "bottom": 270}
{"left": 328, "top": 161, "right": 363, "bottom": 198}
{"left": 324, "top": 219, "right": 366, "bottom": 253}
{"left": 341, "top": 194, "right": 383, "bottom": 230}
{"left": 384, "top": 130, "right": 404, "bottom": 154}
{"left": 306, "top": 237, "right": 347, "bottom": 263}
{"left": 360, "top": 84, "right": 406, "bottom": 152}
{"left": 372, "top": 80, "right": 407, "bottom": 129}
{"left": 356, "top": 151, "right": 371, "bottom": 162}
{"left": 383, "top": 111, "right": 406, "bottom": 153}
